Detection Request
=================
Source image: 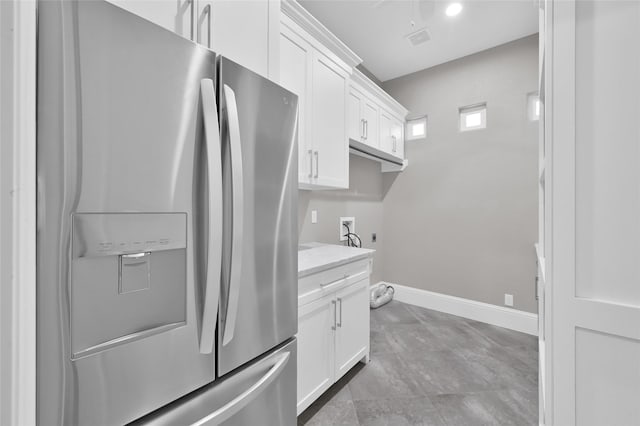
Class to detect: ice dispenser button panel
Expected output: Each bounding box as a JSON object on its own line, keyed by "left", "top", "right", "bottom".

{"left": 71, "top": 213, "right": 187, "bottom": 359}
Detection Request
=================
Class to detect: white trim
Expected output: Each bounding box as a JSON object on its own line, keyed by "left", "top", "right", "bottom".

{"left": 350, "top": 69, "right": 409, "bottom": 119}
{"left": 378, "top": 282, "right": 538, "bottom": 336}
{"left": 280, "top": 14, "right": 352, "bottom": 77}
{"left": 0, "top": 0, "right": 37, "bottom": 424}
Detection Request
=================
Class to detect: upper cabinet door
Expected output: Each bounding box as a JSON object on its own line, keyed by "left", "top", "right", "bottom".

{"left": 379, "top": 110, "right": 392, "bottom": 154}
{"left": 391, "top": 117, "right": 404, "bottom": 158}
{"left": 104, "top": 0, "right": 193, "bottom": 40}
{"left": 362, "top": 98, "right": 379, "bottom": 149}
{"left": 211, "top": 0, "right": 269, "bottom": 77}
{"left": 347, "top": 88, "right": 364, "bottom": 142}
{"left": 311, "top": 50, "right": 348, "bottom": 189}
{"left": 280, "top": 25, "right": 313, "bottom": 185}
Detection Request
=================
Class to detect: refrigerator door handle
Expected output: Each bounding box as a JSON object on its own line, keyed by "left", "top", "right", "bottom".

{"left": 199, "top": 79, "right": 223, "bottom": 354}
{"left": 222, "top": 84, "right": 244, "bottom": 346}
{"left": 193, "top": 352, "right": 291, "bottom": 426}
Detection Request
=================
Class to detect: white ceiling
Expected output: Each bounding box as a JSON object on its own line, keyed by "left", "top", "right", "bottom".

{"left": 298, "top": 0, "right": 539, "bottom": 82}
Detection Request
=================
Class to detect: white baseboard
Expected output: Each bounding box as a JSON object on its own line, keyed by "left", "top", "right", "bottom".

{"left": 374, "top": 282, "right": 538, "bottom": 336}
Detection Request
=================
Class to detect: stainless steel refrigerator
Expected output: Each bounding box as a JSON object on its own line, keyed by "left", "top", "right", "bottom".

{"left": 37, "top": 1, "right": 298, "bottom": 424}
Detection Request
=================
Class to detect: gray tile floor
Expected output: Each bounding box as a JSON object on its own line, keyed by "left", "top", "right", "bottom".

{"left": 298, "top": 300, "right": 538, "bottom": 426}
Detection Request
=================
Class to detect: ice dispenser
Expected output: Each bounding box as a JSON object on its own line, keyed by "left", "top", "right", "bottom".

{"left": 71, "top": 213, "right": 188, "bottom": 359}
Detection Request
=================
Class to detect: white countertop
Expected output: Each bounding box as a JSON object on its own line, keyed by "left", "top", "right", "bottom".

{"left": 298, "top": 242, "right": 375, "bottom": 278}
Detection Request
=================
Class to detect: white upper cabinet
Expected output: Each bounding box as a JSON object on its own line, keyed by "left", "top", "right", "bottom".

{"left": 310, "top": 51, "right": 349, "bottom": 188}
{"left": 104, "top": 0, "right": 193, "bottom": 39}
{"left": 348, "top": 70, "right": 408, "bottom": 170}
{"left": 390, "top": 116, "right": 404, "bottom": 158}
{"left": 379, "top": 108, "right": 403, "bottom": 157}
{"left": 347, "top": 87, "right": 379, "bottom": 149}
{"left": 209, "top": 0, "right": 274, "bottom": 78}
{"left": 105, "top": 0, "right": 279, "bottom": 79}
{"left": 279, "top": 24, "right": 313, "bottom": 184}
{"left": 379, "top": 109, "right": 392, "bottom": 153}
{"left": 362, "top": 98, "right": 379, "bottom": 149}
{"left": 347, "top": 89, "right": 365, "bottom": 142}
{"left": 279, "top": 2, "right": 360, "bottom": 189}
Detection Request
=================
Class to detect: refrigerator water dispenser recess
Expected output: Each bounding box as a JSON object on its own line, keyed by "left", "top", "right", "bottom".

{"left": 70, "top": 213, "right": 188, "bottom": 359}
{"left": 119, "top": 252, "right": 151, "bottom": 294}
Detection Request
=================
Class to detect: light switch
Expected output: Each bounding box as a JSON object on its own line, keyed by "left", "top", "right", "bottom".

{"left": 311, "top": 210, "right": 317, "bottom": 224}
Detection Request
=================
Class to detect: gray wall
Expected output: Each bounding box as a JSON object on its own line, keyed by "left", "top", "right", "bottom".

{"left": 299, "top": 155, "right": 385, "bottom": 284}
{"left": 299, "top": 35, "right": 538, "bottom": 313}
{"left": 381, "top": 35, "right": 539, "bottom": 313}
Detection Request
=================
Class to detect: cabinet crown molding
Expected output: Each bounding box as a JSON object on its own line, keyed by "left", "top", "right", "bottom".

{"left": 281, "top": 0, "right": 362, "bottom": 69}
{"left": 351, "top": 68, "right": 409, "bottom": 119}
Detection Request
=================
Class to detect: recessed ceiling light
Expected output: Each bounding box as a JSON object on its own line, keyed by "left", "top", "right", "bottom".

{"left": 445, "top": 2, "right": 463, "bottom": 17}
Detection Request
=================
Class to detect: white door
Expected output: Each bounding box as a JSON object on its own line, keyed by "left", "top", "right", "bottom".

{"left": 362, "top": 98, "right": 379, "bottom": 149}
{"left": 334, "top": 279, "right": 369, "bottom": 380}
{"left": 280, "top": 26, "right": 312, "bottom": 185}
{"left": 550, "top": 1, "right": 640, "bottom": 425}
{"left": 347, "top": 88, "right": 364, "bottom": 142}
{"left": 105, "top": 0, "right": 192, "bottom": 39}
{"left": 310, "top": 50, "right": 348, "bottom": 189}
{"left": 391, "top": 117, "right": 404, "bottom": 158}
{"left": 297, "top": 295, "right": 336, "bottom": 415}
{"left": 379, "top": 110, "right": 392, "bottom": 153}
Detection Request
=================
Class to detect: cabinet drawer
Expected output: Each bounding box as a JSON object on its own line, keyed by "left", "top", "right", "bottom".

{"left": 298, "top": 258, "right": 370, "bottom": 306}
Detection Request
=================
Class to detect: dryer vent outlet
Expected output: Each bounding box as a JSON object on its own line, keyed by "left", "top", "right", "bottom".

{"left": 339, "top": 217, "right": 355, "bottom": 242}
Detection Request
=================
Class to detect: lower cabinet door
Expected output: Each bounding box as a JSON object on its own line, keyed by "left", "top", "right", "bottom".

{"left": 334, "top": 279, "right": 370, "bottom": 380}
{"left": 297, "top": 295, "right": 336, "bottom": 415}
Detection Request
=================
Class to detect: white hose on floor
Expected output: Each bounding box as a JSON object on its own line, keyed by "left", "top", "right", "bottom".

{"left": 370, "top": 283, "right": 395, "bottom": 309}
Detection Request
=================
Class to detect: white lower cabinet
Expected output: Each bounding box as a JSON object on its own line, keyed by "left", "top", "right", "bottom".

{"left": 297, "top": 296, "right": 336, "bottom": 413}
{"left": 297, "top": 260, "right": 371, "bottom": 415}
{"left": 334, "top": 279, "right": 370, "bottom": 379}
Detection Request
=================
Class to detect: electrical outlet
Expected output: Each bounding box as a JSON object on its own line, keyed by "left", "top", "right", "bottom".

{"left": 339, "top": 217, "right": 355, "bottom": 241}
{"left": 311, "top": 210, "right": 317, "bottom": 224}
{"left": 504, "top": 294, "right": 514, "bottom": 307}
{"left": 372, "top": 233, "right": 377, "bottom": 243}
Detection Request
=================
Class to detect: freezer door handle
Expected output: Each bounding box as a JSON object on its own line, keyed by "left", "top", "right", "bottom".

{"left": 193, "top": 352, "right": 291, "bottom": 426}
{"left": 222, "top": 84, "right": 244, "bottom": 346}
{"left": 199, "top": 79, "right": 223, "bottom": 354}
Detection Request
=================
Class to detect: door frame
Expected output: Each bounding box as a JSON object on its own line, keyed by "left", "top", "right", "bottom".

{"left": 0, "top": 0, "right": 37, "bottom": 424}
{"left": 546, "top": 0, "right": 640, "bottom": 424}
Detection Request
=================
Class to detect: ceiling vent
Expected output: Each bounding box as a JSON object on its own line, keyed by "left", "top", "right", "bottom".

{"left": 405, "top": 27, "right": 431, "bottom": 46}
